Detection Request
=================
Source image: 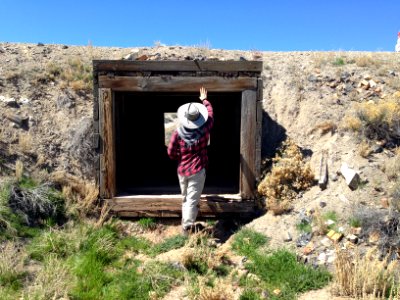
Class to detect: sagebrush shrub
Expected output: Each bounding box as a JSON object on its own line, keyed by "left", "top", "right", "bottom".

{"left": 257, "top": 140, "right": 315, "bottom": 214}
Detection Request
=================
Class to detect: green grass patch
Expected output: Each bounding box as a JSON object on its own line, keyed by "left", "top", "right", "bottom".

{"left": 232, "top": 228, "right": 331, "bottom": 299}
{"left": 240, "top": 289, "right": 262, "bottom": 300}
{"left": 231, "top": 228, "right": 269, "bottom": 256}
{"left": 148, "top": 234, "right": 187, "bottom": 257}
{"left": 103, "top": 261, "right": 184, "bottom": 300}
{"left": 349, "top": 217, "right": 362, "bottom": 228}
{"left": 137, "top": 217, "right": 157, "bottom": 230}
{"left": 333, "top": 57, "right": 346, "bottom": 66}
{"left": 246, "top": 249, "right": 331, "bottom": 299}
{"left": 118, "top": 235, "right": 152, "bottom": 253}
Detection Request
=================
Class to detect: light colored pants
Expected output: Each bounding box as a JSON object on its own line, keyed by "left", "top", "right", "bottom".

{"left": 178, "top": 168, "right": 206, "bottom": 229}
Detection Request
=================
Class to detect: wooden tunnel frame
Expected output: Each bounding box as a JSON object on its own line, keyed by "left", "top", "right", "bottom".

{"left": 93, "top": 60, "right": 263, "bottom": 217}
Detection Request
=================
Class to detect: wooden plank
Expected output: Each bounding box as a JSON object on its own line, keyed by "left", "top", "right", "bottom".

{"left": 256, "top": 78, "right": 263, "bottom": 181}
{"left": 98, "top": 76, "right": 257, "bottom": 92}
{"left": 240, "top": 90, "right": 257, "bottom": 199}
{"left": 106, "top": 196, "right": 255, "bottom": 216}
{"left": 94, "top": 60, "right": 263, "bottom": 73}
{"left": 318, "top": 151, "right": 328, "bottom": 190}
{"left": 99, "top": 88, "right": 116, "bottom": 199}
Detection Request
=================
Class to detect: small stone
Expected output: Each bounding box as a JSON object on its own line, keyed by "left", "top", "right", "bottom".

{"left": 320, "top": 237, "right": 332, "bottom": 247}
{"left": 283, "top": 232, "right": 292, "bottom": 242}
{"left": 347, "top": 234, "right": 358, "bottom": 244}
{"left": 388, "top": 70, "right": 396, "bottom": 76}
{"left": 319, "top": 201, "right": 327, "bottom": 208}
{"left": 136, "top": 54, "right": 148, "bottom": 61}
{"left": 62, "top": 45, "right": 69, "bottom": 49}
{"left": 364, "top": 74, "right": 372, "bottom": 80}
{"left": 19, "top": 97, "right": 30, "bottom": 105}
{"left": 340, "top": 163, "right": 360, "bottom": 190}
{"left": 369, "top": 80, "right": 377, "bottom": 88}
{"left": 368, "top": 230, "right": 380, "bottom": 244}
{"left": 308, "top": 74, "right": 320, "bottom": 83}
{"left": 380, "top": 198, "right": 389, "bottom": 208}
{"left": 2, "top": 97, "right": 18, "bottom": 107}
{"left": 350, "top": 227, "right": 362, "bottom": 235}
{"left": 317, "top": 252, "right": 327, "bottom": 264}
{"left": 273, "top": 289, "right": 281, "bottom": 296}
{"left": 325, "top": 219, "right": 335, "bottom": 226}
{"left": 303, "top": 241, "right": 315, "bottom": 255}
{"left": 37, "top": 42, "right": 44, "bottom": 46}
{"left": 327, "top": 253, "right": 336, "bottom": 263}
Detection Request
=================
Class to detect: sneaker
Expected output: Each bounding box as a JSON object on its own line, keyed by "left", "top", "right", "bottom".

{"left": 182, "top": 227, "right": 190, "bottom": 237}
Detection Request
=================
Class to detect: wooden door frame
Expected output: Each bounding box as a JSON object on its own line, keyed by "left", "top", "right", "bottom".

{"left": 94, "top": 60, "right": 263, "bottom": 216}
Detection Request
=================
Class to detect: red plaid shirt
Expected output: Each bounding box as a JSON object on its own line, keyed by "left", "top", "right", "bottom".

{"left": 168, "top": 100, "right": 214, "bottom": 177}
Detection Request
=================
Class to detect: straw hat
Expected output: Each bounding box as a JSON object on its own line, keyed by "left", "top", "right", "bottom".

{"left": 177, "top": 102, "right": 208, "bottom": 129}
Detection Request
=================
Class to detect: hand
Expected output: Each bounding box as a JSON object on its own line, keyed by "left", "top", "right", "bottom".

{"left": 199, "top": 86, "right": 207, "bottom": 101}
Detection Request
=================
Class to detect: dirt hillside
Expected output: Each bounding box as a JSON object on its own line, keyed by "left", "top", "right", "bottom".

{"left": 1, "top": 42, "right": 400, "bottom": 299}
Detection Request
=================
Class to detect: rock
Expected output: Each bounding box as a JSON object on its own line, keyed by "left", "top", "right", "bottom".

{"left": 303, "top": 241, "right": 315, "bottom": 255}
{"left": 368, "top": 230, "right": 380, "bottom": 244}
{"left": 37, "top": 42, "right": 44, "bottom": 46}
{"left": 350, "top": 227, "right": 362, "bottom": 235}
{"left": 283, "top": 232, "right": 292, "bottom": 242}
{"left": 369, "top": 80, "right": 377, "bottom": 88}
{"left": 319, "top": 201, "right": 327, "bottom": 208}
{"left": 136, "top": 54, "right": 148, "bottom": 61}
{"left": 239, "top": 56, "right": 247, "bottom": 61}
{"left": 6, "top": 113, "right": 29, "bottom": 128}
{"left": 340, "top": 163, "right": 360, "bottom": 190}
{"left": 317, "top": 252, "right": 327, "bottom": 264}
{"left": 364, "top": 74, "right": 372, "bottom": 80}
{"left": 1, "top": 96, "right": 18, "bottom": 108}
{"left": 388, "top": 70, "right": 396, "bottom": 76}
{"left": 325, "top": 219, "right": 335, "bottom": 226}
{"left": 380, "top": 197, "right": 389, "bottom": 208}
{"left": 347, "top": 234, "right": 358, "bottom": 244}
{"left": 340, "top": 71, "right": 351, "bottom": 82}
{"left": 273, "top": 289, "right": 281, "bottom": 296}
{"left": 57, "top": 93, "right": 75, "bottom": 109}
{"left": 19, "top": 97, "right": 30, "bottom": 105}
{"left": 344, "top": 84, "right": 354, "bottom": 94}
{"left": 320, "top": 237, "right": 332, "bottom": 247}
{"left": 296, "top": 232, "right": 313, "bottom": 247}
{"left": 124, "top": 49, "right": 140, "bottom": 60}
{"left": 307, "top": 74, "right": 320, "bottom": 83}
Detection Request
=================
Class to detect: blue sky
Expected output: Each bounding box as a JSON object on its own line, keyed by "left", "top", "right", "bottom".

{"left": 1, "top": 0, "right": 399, "bottom": 51}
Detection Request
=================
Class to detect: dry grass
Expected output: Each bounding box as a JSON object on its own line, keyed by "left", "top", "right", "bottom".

{"left": 310, "top": 121, "right": 337, "bottom": 136}
{"left": 358, "top": 140, "right": 373, "bottom": 158}
{"left": 15, "top": 160, "right": 23, "bottom": 181}
{"left": 0, "top": 241, "right": 26, "bottom": 283}
{"left": 354, "top": 54, "right": 377, "bottom": 67}
{"left": 313, "top": 208, "right": 329, "bottom": 235}
{"left": 333, "top": 247, "right": 400, "bottom": 298}
{"left": 51, "top": 171, "right": 99, "bottom": 215}
{"left": 18, "top": 132, "right": 33, "bottom": 154}
{"left": 197, "top": 277, "right": 234, "bottom": 300}
{"left": 344, "top": 95, "right": 400, "bottom": 143}
{"left": 257, "top": 140, "right": 315, "bottom": 214}
{"left": 25, "top": 255, "right": 72, "bottom": 300}
{"left": 383, "top": 149, "right": 400, "bottom": 180}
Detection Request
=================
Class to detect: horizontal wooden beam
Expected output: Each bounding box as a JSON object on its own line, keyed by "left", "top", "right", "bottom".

{"left": 94, "top": 60, "right": 263, "bottom": 73}
{"left": 106, "top": 195, "right": 255, "bottom": 217}
{"left": 98, "top": 76, "right": 257, "bottom": 92}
